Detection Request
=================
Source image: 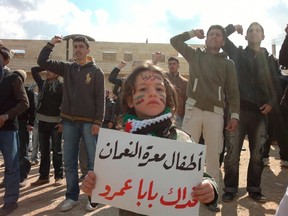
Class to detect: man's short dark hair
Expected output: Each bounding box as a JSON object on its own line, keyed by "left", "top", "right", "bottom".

{"left": 168, "top": 56, "right": 179, "bottom": 64}
{"left": 247, "top": 22, "right": 264, "bottom": 35}
{"left": 0, "top": 46, "right": 11, "bottom": 61}
{"left": 207, "top": 25, "right": 226, "bottom": 38}
{"left": 73, "top": 36, "right": 90, "bottom": 49}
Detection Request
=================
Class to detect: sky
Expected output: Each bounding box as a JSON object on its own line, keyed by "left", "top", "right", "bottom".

{"left": 0, "top": 0, "right": 288, "bottom": 55}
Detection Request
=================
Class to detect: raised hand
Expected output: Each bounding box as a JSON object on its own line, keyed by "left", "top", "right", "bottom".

{"left": 50, "top": 35, "right": 63, "bottom": 45}
{"left": 194, "top": 29, "right": 205, "bottom": 39}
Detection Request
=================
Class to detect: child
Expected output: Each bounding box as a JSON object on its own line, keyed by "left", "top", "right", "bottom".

{"left": 81, "top": 62, "right": 219, "bottom": 215}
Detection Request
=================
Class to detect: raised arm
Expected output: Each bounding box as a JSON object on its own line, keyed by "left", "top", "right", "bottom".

{"left": 108, "top": 61, "right": 126, "bottom": 86}
{"left": 170, "top": 29, "right": 203, "bottom": 61}
{"left": 222, "top": 24, "right": 243, "bottom": 60}
{"left": 31, "top": 66, "right": 45, "bottom": 91}
{"left": 37, "top": 36, "right": 67, "bottom": 76}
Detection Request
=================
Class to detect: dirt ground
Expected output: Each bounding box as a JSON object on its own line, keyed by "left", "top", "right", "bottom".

{"left": 0, "top": 139, "right": 287, "bottom": 216}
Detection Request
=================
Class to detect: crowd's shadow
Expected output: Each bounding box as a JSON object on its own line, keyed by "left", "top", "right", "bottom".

{"left": 219, "top": 143, "right": 288, "bottom": 216}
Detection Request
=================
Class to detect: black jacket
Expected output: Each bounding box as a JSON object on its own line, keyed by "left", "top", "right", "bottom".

{"left": 18, "top": 85, "right": 36, "bottom": 126}
{"left": 224, "top": 24, "right": 280, "bottom": 109}
{"left": 279, "top": 35, "right": 288, "bottom": 68}
{"left": 0, "top": 71, "right": 29, "bottom": 130}
{"left": 108, "top": 67, "right": 125, "bottom": 97}
{"left": 31, "top": 66, "right": 63, "bottom": 117}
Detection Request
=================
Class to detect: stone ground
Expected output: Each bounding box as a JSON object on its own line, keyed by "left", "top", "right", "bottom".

{"left": 0, "top": 139, "right": 287, "bottom": 216}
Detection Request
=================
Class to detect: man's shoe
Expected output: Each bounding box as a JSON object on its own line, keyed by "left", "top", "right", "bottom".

{"left": 60, "top": 199, "right": 79, "bottom": 212}
{"left": 263, "top": 158, "right": 270, "bottom": 166}
{"left": 222, "top": 192, "right": 236, "bottom": 202}
{"left": 0, "top": 202, "right": 18, "bottom": 216}
{"left": 248, "top": 192, "right": 266, "bottom": 203}
{"left": 19, "top": 179, "right": 27, "bottom": 188}
{"left": 54, "top": 178, "right": 64, "bottom": 186}
{"left": 30, "top": 178, "right": 49, "bottom": 186}
{"left": 30, "top": 160, "right": 39, "bottom": 166}
{"left": 86, "top": 201, "right": 98, "bottom": 211}
{"left": 207, "top": 203, "right": 220, "bottom": 212}
{"left": 280, "top": 160, "right": 288, "bottom": 168}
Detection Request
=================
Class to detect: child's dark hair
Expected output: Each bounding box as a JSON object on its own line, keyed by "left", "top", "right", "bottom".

{"left": 121, "top": 62, "right": 178, "bottom": 115}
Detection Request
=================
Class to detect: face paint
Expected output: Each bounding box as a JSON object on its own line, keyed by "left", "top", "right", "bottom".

{"left": 130, "top": 70, "right": 167, "bottom": 119}
{"left": 134, "top": 95, "right": 145, "bottom": 105}
{"left": 159, "top": 93, "right": 166, "bottom": 105}
{"left": 140, "top": 72, "right": 163, "bottom": 82}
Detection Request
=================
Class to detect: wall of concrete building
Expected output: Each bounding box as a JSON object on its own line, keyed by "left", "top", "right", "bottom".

{"left": 1, "top": 38, "right": 204, "bottom": 91}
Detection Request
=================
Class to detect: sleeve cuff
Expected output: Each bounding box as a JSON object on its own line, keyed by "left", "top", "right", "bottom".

{"left": 231, "top": 113, "right": 239, "bottom": 120}
{"left": 188, "top": 29, "right": 196, "bottom": 38}
{"left": 93, "top": 120, "right": 102, "bottom": 127}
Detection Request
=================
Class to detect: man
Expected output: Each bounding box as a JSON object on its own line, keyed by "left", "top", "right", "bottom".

{"left": 37, "top": 36, "right": 105, "bottom": 212}
{"left": 273, "top": 24, "right": 288, "bottom": 167}
{"left": 222, "top": 22, "right": 278, "bottom": 203}
{"left": 102, "top": 89, "right": 116, "bottom": 129}
{"left": 108, "top": 60, "right": 127, "bottom": 97}
{"left": 30, "top": 66, "right": 64, "bottom": 187}
{"left": 0, "top": 45, "right": 29, "bottom": 215}
{"left": 170, "top": 25, "right": 240, "bottom": 212}
{"left": 165, "top": 57, "right": 187, "bottom": 128}
{"left": 13, "top": 70, "right": 36, "bottom": 187}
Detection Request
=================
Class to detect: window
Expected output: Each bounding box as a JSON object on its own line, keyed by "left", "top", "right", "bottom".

{"left": 152, "top": 53, "right": 165, "bottom": 62}
{"left": 102, "top": 51, "right": 116, "bottom": 61}
{"left": 124, "top": 52, "right": 133, "bottom": 61}
{"left": 11, "top": 49, "right": 25, "bottom": 58}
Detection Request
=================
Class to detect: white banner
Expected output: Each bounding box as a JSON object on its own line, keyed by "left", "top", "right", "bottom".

{"left": 92, "top": 128, "right": 206, "bottom": 216}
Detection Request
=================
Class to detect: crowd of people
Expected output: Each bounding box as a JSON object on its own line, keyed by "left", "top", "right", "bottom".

{"left": 0, "top": 22, "right": 288, "bottom": 216}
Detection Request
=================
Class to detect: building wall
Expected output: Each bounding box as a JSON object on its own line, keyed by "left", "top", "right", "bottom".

{"left": 1, "top": 38, "right": 204, "bottom": 91}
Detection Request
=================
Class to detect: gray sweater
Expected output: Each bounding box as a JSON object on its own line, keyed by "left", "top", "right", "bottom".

{"left": 170, "top": 30, "right": 240, "bottom": 119}
{"left": 37, "top": 43, "right": 105, "bottom": 125}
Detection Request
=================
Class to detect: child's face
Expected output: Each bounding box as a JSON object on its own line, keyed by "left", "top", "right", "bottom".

{"left": 128, "top": 70, "right": 166, "bottom": 119}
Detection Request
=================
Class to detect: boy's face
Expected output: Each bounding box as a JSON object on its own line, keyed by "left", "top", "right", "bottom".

{"left": 128, "top": 70, "right": 166, "bottom": 119}
{"left": 73, "top": 41, "right": 90, "bottom": 62}
{"left": 168, "top": 60, "right": 179, "bottom": 73}
{"left": 245, "top": 24, "right": 264, "bottom": 44}
{"left": 205, "top": 28, "right": 225, "bottom": 51}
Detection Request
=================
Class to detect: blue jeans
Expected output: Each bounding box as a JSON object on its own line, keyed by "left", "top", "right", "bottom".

{"left": 79, "top": 139, "right": 88, "bottom": 176}
{"left": 224, "top": 110, "right": 267, "bottom": 193}
{"left": 38, "top": 121, "right": 63, "bottom": 179}
{"left": 63, "top": 120, "right": 98, "bottom": 201}
{"left": 263, "top": 106, "right": 288, "bottom": 161}
{"left": 31, "top": 120, "right": 39, "bottom": 161}
{"left": 0, "top": 130, "right": 19, "bottom": 204}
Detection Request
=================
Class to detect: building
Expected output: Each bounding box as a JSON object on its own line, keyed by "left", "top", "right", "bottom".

{"left": 1, "top": 35, "right": 205, "bottom": 91}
